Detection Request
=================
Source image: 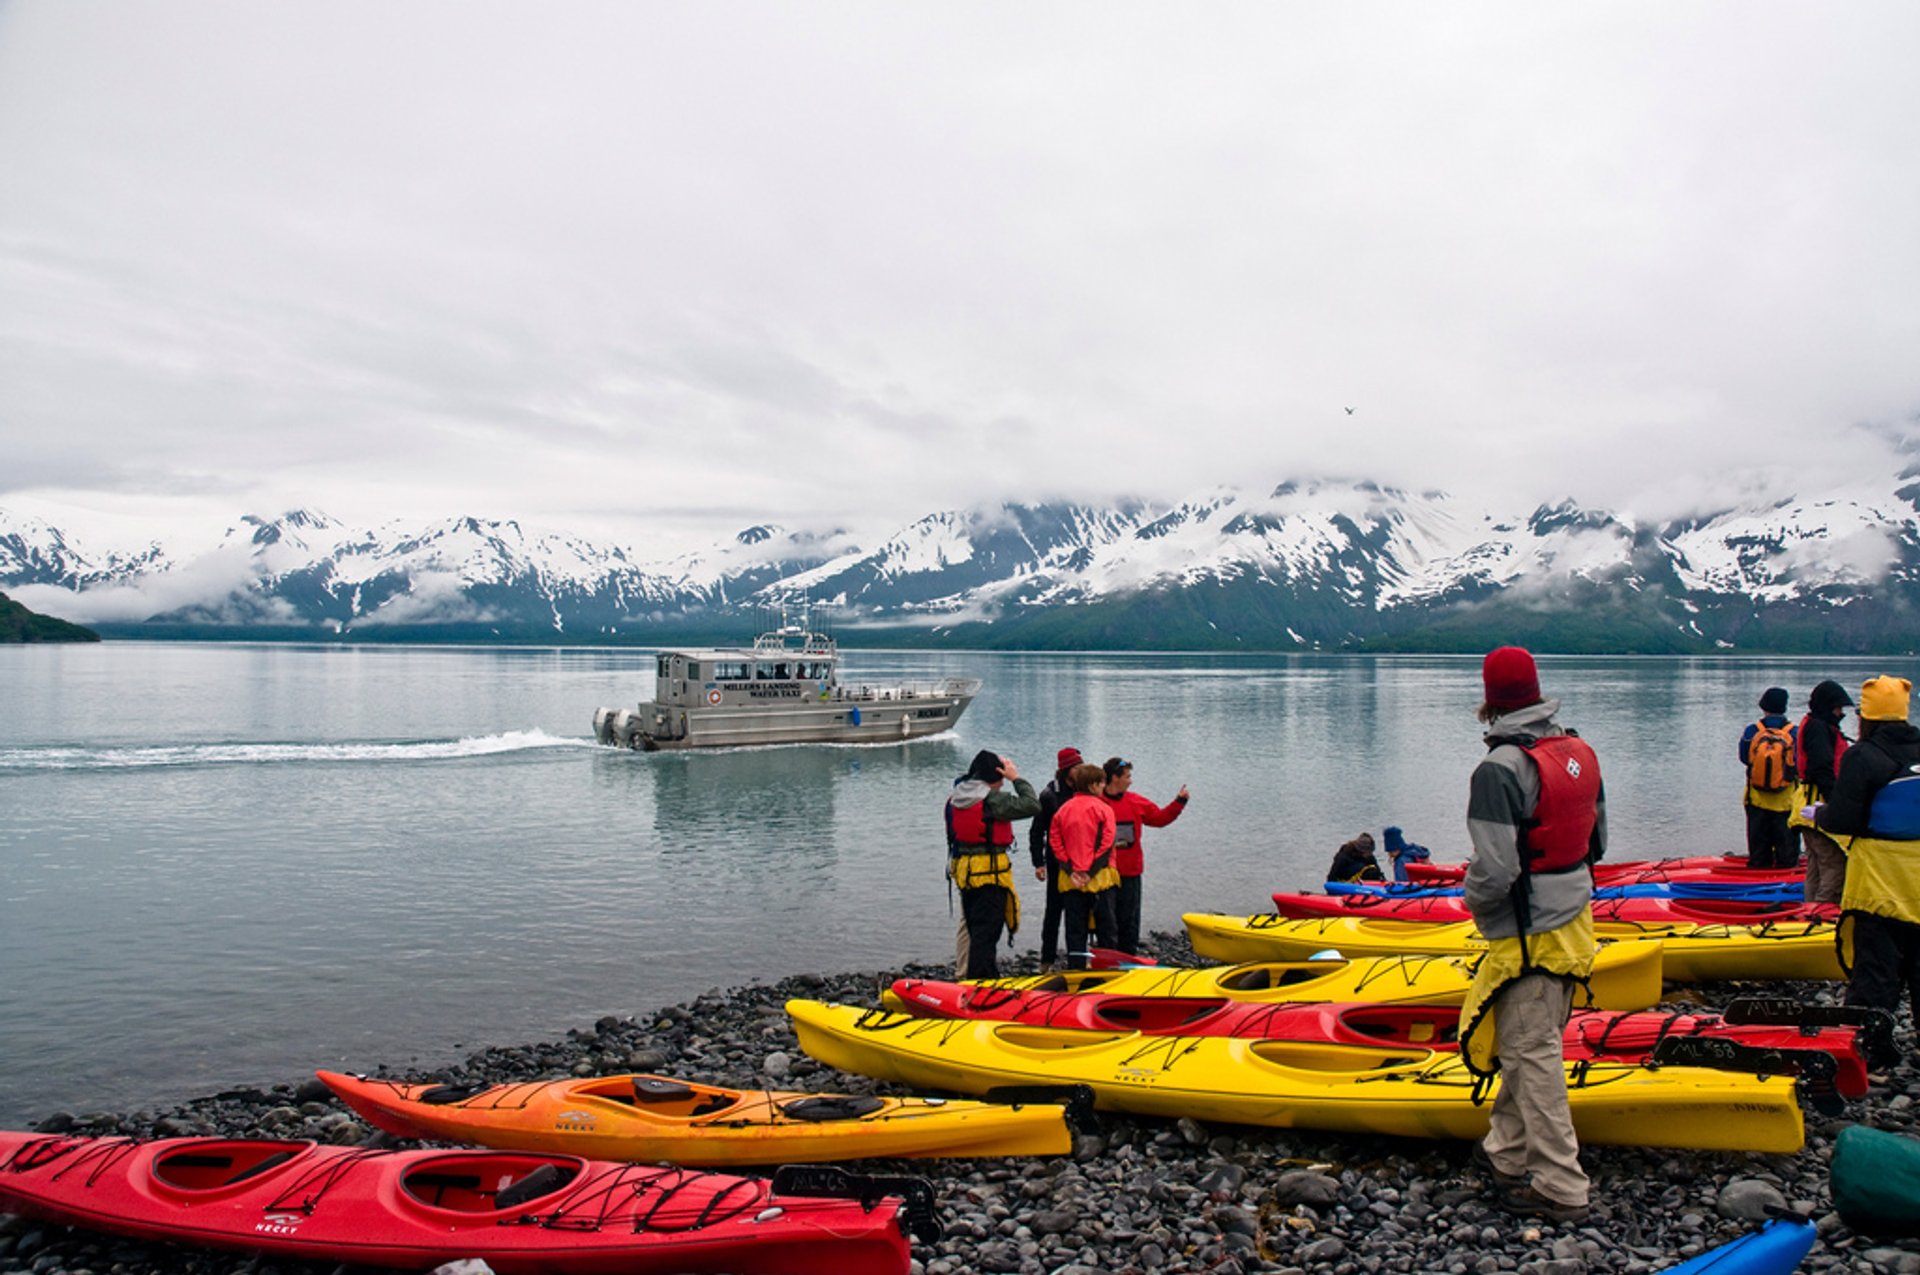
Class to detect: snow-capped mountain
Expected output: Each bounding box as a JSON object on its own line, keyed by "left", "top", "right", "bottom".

{"left": 5, "top": 473, "right": 1918, "bottom": 652}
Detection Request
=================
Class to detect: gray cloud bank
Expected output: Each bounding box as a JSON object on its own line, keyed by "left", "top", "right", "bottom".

{"left": 2, "top": 2, "right": 1918, "bottom": 548}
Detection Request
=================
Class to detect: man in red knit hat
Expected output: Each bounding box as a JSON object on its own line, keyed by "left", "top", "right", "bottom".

{"left": 1028, "top": 745, "right": 1086, "bottom": 971}
{"left": 1456, "top": 646, "right": 1605, "bottom": 1225}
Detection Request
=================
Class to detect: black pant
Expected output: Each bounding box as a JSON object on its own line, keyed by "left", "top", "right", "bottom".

{"left": 1062, "top": 888, "right": 1118, "bottom": 970}
{"left": 959, "top": 885, "right": 1009, "bottom": 979}
{"left": 1845, "top": 911, "right": 1920, "bottom": 1056}
{"left": 1116, "top": 874, "right": 1144, "bottom": 955}
{"left": 1038, "top": 856, "right": 1064, "bottom": 965}
{"left": 1745, "top": 805, "right": 1797, "bottom": 869}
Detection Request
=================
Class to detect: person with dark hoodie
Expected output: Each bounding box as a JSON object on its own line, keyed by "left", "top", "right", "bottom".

{"left": 1050, "top": 762, "right": 1119, "bottom": 970}
{"left": 1792, "top": 680, "right": 1855, "bottom": 904}
{"left": 1327, "top": 832, "right": 1385, "bottom": 884}
{"left": 945, "top": 749, "right": 1040, "bottom": 979}
{"left": 1028, "top": 746, "right": 1084, "bottom": 972}
{"left": 1814, "top": 676, "right": 1920, "bottom": 1050}
{"left": 1739, "top": 687, "right": 1800, "bottom": 870}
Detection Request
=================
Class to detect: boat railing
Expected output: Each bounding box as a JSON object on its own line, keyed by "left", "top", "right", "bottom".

{"left": 831, "top": 677, "right": 982, "bottom": 703}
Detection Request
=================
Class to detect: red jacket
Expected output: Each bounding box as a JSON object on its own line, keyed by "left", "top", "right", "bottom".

{"left": 1050, "top": 794, "right": 1117, "bottom": 876}
{"left": 1103, "top": 790, "right": 1188, "bottom": 877}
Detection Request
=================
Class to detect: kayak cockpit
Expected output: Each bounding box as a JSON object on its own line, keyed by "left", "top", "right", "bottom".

{"left": 402, "top": 1153, "right": 583, "bottom": 1213}
{"left": 150, "top": 1140, "right": 314, "bottom": 1195}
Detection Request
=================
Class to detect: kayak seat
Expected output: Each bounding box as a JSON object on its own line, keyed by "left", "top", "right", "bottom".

{"left": 222, "top": 1148, "right": 299, "bottom": 1185}
{"left": 493, "top": 1163, "right": 575, "bottom": 1210}
{"left": 780, "top": 1095, "right": 886, "bottom": 1122}
{"left": 419, "top": 1082, "right": 491, "bottom": 1105}
{"left": 631, "top": 1077, "right": 698, "bottom": 1103}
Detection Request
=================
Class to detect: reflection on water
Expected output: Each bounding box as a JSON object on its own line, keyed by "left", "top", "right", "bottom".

{"left": 1, "top": 642, "right": 1912, "bottom": 1126}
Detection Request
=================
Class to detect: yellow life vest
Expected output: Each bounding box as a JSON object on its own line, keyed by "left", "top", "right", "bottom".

{"left": 1057, "top": 863, "right": 1122, "bottom": 895}
{"left": 1745, "top": 782, "right": 1795, "bottom": 813}
{"left": 950, "top": 850, "right": 1021, "bottom": 935}
{"left": 1787, "top": 782, "right": 1819, "bottom": 829}
{"left": 1835, "top": 833, "right": 1920, "bottom": 972}
{"left": 1457, "top": 908, "right": 1598, "bottom": 1078}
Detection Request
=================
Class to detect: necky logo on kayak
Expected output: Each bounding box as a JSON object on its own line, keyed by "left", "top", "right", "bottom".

{"left": 256, "top": 1213, "right": 306, "bottom": 1236}
{"left": 556, "top": 1109, "right": 597, "bottom": 1131}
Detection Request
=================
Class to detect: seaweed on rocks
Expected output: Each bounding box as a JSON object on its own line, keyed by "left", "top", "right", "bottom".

{"left": 5, "top": 933, "right": 1920, "bottom": 1274}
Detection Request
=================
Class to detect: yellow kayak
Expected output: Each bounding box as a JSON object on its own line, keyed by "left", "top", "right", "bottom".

{"left": 883, "top": 942, "right": 1664, "bottom": 1013}
{"left": 317, "top": 1070, "right": 1074, "bottom": 1166}
{"left": 787, "top": 999, "right": 1803, "bottom": 1154}
{"left": 1184, "top": 913, "right": 1840, "bottom": 982}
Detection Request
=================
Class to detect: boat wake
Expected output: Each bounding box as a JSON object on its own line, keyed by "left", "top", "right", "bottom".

{"left": 0, "top": 729, "right": 598, "bottom": 771}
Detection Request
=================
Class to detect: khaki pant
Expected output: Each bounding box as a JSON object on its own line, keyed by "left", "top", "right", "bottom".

{"left": 1803, "top": 828, "right": 1847, "bottom": 905}
{"left": 1482, "top": 973, "right": 1589, "bottom": 1207}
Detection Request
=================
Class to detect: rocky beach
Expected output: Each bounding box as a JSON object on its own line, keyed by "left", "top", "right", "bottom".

{"left": 4, "top": 931, "right": 1918, "bottom": 1275}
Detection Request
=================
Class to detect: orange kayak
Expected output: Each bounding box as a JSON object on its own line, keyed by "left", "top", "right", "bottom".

{"left": 318, "top": 1070, "right": 1076, "bottom": 1166}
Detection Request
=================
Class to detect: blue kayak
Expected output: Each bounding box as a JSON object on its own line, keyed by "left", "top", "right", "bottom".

{"left": 1655, "top": 1218, "right": 1816, "bottom": 1274}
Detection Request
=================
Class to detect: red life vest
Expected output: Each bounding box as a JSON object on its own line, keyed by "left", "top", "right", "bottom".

{"left": 1517, "top": 735, "right": 1602, "bottom": 874}
{"left": 947, "top": 798, "right": 1014, "bottom": 852}
{"left": 1795, "top": 714, "right": 1848, "bottom": 784}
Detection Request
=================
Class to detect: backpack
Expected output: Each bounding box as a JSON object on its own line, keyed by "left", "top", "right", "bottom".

{"left": 1747, "top": 721, "right": 1793, "bottom": 792}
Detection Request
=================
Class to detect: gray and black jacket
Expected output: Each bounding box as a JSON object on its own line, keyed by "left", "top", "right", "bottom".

{"left": 1463, "top": 698, "right": 1607, "bottom": 940}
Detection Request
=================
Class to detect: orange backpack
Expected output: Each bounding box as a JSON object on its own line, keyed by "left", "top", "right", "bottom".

{"left": 1747, "top": 721, "right": 1793, "bottom": 792}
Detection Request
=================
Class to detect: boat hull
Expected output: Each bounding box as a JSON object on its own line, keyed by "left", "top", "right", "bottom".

{"left": 0, "top": 1134, "right": 911, "bottom": 1275}
{"left": 1186, "top": 912, "right": 1842, "bottom": 982}
{"left": 786, "top": 1000, "right": 1804, "bottom": 1153}
{"left": 318, "top": 1070, "right": 1072, "bottom": 1164}
{"left": 638, "top": 692, "right": 976, "bottom": 750}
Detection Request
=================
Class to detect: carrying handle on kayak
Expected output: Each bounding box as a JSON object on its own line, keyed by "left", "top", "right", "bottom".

{"left": 770, "top": 1165, "right": 942, "bottom": 1243}
{"left": 1722, "top": 997, "right": 1895, "bottom": 1060}
{"left": 982, "top": 1083, "right": 1096, "bottom": 1131}
{"left": 1649, "top": 1036, "right": 1844, "bottom": 1114}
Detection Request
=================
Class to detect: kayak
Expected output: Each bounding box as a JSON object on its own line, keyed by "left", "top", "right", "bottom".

{"left": 925, "top": 941, "right": 1665, "bottom": 1012}
{"left": 1407, "top": 856, "right": 1803, "bottom": 887}
{"left": 0, "top": 1133, "right": 928, "bottom": 1275}
{"left": 1832, "top": 1123, "right": 1920, "bottom": 1237}
{"left": 1186, "top": 913, "right": 1843, "bottom": 981}
{"left": 1273, "top": 891, "right": 1838, "bottom": 929}
{"left": 1329, "top": 880, "right": 1813, "bottom": 904}
{"left": 882, "top": 981, "right": 1870, "bottom": 1098}
{"left": 318, "top": 1069, "right": 1075, "bottom": 1165}
{"left": 786, "top": 999, "right": 1805, "bottom": 1153}
{"left": 1655, "top": 1217, "right": 1817, "bottom": 1273}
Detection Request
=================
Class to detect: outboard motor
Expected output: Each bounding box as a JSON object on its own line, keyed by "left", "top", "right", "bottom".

{"left": 593, "top": 706, "right": 619, "bottom": 746}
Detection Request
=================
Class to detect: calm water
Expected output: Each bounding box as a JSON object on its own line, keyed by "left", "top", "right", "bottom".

{"left": 1, "top": 643, "right": 1907, "bottom": 1124}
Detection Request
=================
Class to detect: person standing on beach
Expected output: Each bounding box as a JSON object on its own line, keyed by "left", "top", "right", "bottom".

{"left": 1101, "top": 757, "right": 1189, "bottom": 956}
{"left": 945, "top": 749, "right": 1040, "bottom": 979}
{"left": 1457, "top": 646, "right": 1604, "bottom": 1225}
{"left": 1814, "top": 676, "right": 1920, "bottom": 1056}
{"left": 1739, "top": 687, "right": 1799, "bottom": 870}
{"left": 1050, "top": 762, "right": 1120, "bottom": 970}
{"left": 1029, "top": 746, "right": 1084, "bottom": 972}
{"left": 1793, "top": 680, "right": 1855, "bottom": 904}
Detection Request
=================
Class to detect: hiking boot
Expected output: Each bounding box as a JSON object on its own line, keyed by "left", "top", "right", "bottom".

{"left": 1470, "top": 1142, "right": 1528, "bottom": 1193}
{"left": 1497, "top": 1184, "right": 1590, "bottom": 1224}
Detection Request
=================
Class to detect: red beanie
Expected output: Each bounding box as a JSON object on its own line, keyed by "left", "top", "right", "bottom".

{"left": 1483, "top": 646, "right": 1541, "bottom": 712}
{"left": 1056, "top": 746, "right": 1084, "bottom": 770}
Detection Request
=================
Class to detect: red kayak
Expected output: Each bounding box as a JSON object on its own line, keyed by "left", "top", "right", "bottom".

{"left": 887, "top": 979, "right": 1870, "bottom": 1097}
{"left": 1272, "top": 891, "right": 1839, "bottom": 927}
{"left": 1405, "top": 855, "right": 1804, "bottom": 887}
{"left": 0, "top": 1134, "right": 927, "bottom": 1275}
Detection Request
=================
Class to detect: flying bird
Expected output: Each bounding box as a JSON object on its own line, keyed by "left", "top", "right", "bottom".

{"left": 1344, "top": 407, "right": 1355, "bottom": 415}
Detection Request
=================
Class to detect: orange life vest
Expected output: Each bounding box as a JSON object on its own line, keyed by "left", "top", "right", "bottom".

{"left": 946, "top": 799, "right": 1014, "bottom": 852}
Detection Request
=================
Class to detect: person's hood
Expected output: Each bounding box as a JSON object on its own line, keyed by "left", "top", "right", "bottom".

{"left": 1483, "top": 696, "right": 1562, "bottom": 745}
{"left": 949, "top": 779, "right": 992, "bottom": 809}
{"left": 1810, "top": 679, "right": 1854, "bottom": 717}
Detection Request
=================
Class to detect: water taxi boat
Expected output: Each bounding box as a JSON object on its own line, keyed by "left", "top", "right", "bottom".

{"left": 593, "top": 618, "right": 980, "bottom": 750}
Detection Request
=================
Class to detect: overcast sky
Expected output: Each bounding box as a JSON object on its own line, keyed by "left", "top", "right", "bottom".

{"left": 3, "top": 2, "right": 1919, "bottom": 553}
